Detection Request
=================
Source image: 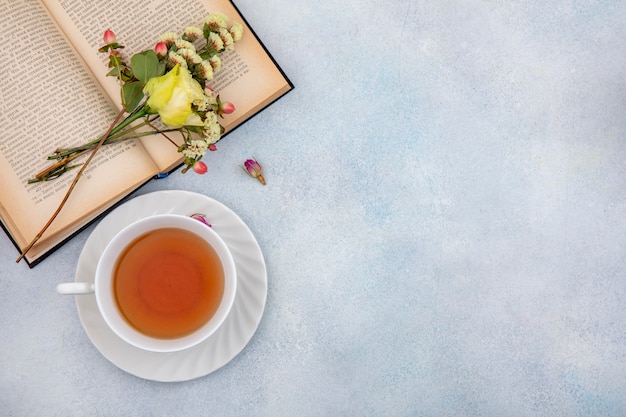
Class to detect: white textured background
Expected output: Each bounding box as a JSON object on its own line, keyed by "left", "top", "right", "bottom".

{"left": 1, "top": 0, "right": 625, "bottom": 416}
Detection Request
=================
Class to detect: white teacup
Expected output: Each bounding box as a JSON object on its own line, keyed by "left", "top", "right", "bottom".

{"left": 57, "top": 214, "right": 237, "bottom": 353}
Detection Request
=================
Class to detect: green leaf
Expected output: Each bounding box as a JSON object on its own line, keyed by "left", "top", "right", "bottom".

{"left": 130, "top": 50, "right": 159, "bottom": 83}
{"left": 106, "top": 67, "right": 120, "bottom": 78}
{"left": 122, "top": 81, "right": 145, "bottom": 112}
{"left": 98, "top": 43, "right": 125, "bottom": 53}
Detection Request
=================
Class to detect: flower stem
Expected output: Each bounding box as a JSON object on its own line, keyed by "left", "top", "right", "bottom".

{"left": 32, "top": 151, "right": 88, "bottom": 182}
{"left": 145, "top": 119, "right": 179, "bottom": 147}
{"left": 31, "top": 107, "right": 151, "bottom": 182}
{"left": 16, "top": 105, "right": 129, "bottom": 263}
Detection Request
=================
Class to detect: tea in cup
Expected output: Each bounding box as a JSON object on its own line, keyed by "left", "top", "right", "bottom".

{"left": 57, "top": 214, "right": 237, "bottom": 352}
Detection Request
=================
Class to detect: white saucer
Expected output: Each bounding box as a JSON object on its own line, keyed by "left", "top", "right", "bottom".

{"left": 73, "top": 190, "right": 267, "bottom": 382}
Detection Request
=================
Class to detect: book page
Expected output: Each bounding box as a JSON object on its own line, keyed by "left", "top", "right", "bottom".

{"left": 0, "top": 0, "right": 159, "bottom": 262}
{"left": 41, "top": 0, "right": 292, "bottom": 172}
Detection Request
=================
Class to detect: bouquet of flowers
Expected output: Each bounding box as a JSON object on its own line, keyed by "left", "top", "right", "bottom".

{"left": 17, "top": 12, "right": 244, "bottom": 262}
{"left": 31, "top": 12, "right": 242, "bottom": 183}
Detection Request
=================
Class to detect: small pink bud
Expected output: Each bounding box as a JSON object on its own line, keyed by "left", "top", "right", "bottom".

{"left": 243, "top": 158, "right": 266, "bottom": 185}
{"left": 103, "top": 29, "right": 116, "bottom": 45}
{"left": 220, "top": 101, "right": 235, "bottom": 115}
{"left": 192, "top": 160, "right": 208, "bottom": 174}
{"left": 190, "top": 213, "right": 212, "bottom": 227}
{"left": 154, "top": 42, "right": 168, "bottom": 56}
{"left": 209, "top": 144, "right": 217, "bottom": 151}
{"left": 214, "top": 95, "right": 235, "bottom": 117}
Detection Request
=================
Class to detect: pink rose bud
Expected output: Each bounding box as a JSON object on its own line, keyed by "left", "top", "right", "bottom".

{"left": 190, "top": 213, "right": 212, "bottom": 227}
{"left": 209, "top": 144, "right": 217, "bottom": 151}
{"left": 154, "top": 42, "right": 168, "bottom": 56}
{"left": 192, "top": 160, "right": 208, "bottom": 174}
{"left": 220, "top": 101, "right": 235, "bottom": 115}
{"left": 103, "top": 29, "right": 116, "bottom": 45}
{"left": 243, "top": 158, "right": 266, "bottom": 185}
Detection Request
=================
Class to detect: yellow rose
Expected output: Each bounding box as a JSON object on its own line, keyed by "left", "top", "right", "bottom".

{"left": 143, "top": 64, "right": 205, "bottom": 126}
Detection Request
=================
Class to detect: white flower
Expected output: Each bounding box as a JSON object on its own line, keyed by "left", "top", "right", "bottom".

{"left": 205, "top": 13, "right": 229, "bottom": 30}
{"left": 183, "top": 26, "right": 203, "bottom": 41}
{"left": 193, "top": 91, "right": 217, "bottom": 112}
{"left": 202, "top": 112, "right": 221, "bottom": 144}
{"left": 209, "top": 56, "right": 221, "bottom": 72}
{"left": 230, "top": 22, "right": 243, "bottom": 42}
{"left": 167, "top": 51, "right": 188, "bottom": 68}
{"left": 193, "top": 96, "right": 209, "bottom": 112}
{"left": 159, "top": 32, "right": 179, "bottom": 45}
{"left": 207, "top": 32, "right": 224, "bottom": 52}
{"left": 175, "top": 39, "right": 196, "bottom": 52}
{"left": 204, "top": 89, "right": 217, "bottom": 106}
{"left": 196, "top": 60, "right": 214, "bottom": 80}
{"left": 181, "top": 139, "right": 209, "bottom": 159}
{"left": 178, "top": 48, "right": 202, "bottom": 65}
{"left": 219, "top": 28, "right": 234, "bottom": 51}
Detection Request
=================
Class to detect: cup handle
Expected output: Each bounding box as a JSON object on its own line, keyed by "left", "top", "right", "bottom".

{"left": 56, "top": 282, "right": 95, "bottom": 295}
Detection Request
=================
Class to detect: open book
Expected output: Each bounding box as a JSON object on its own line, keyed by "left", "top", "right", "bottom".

{"left": 0, "top": 0, "right": 292, "bottom": 267}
